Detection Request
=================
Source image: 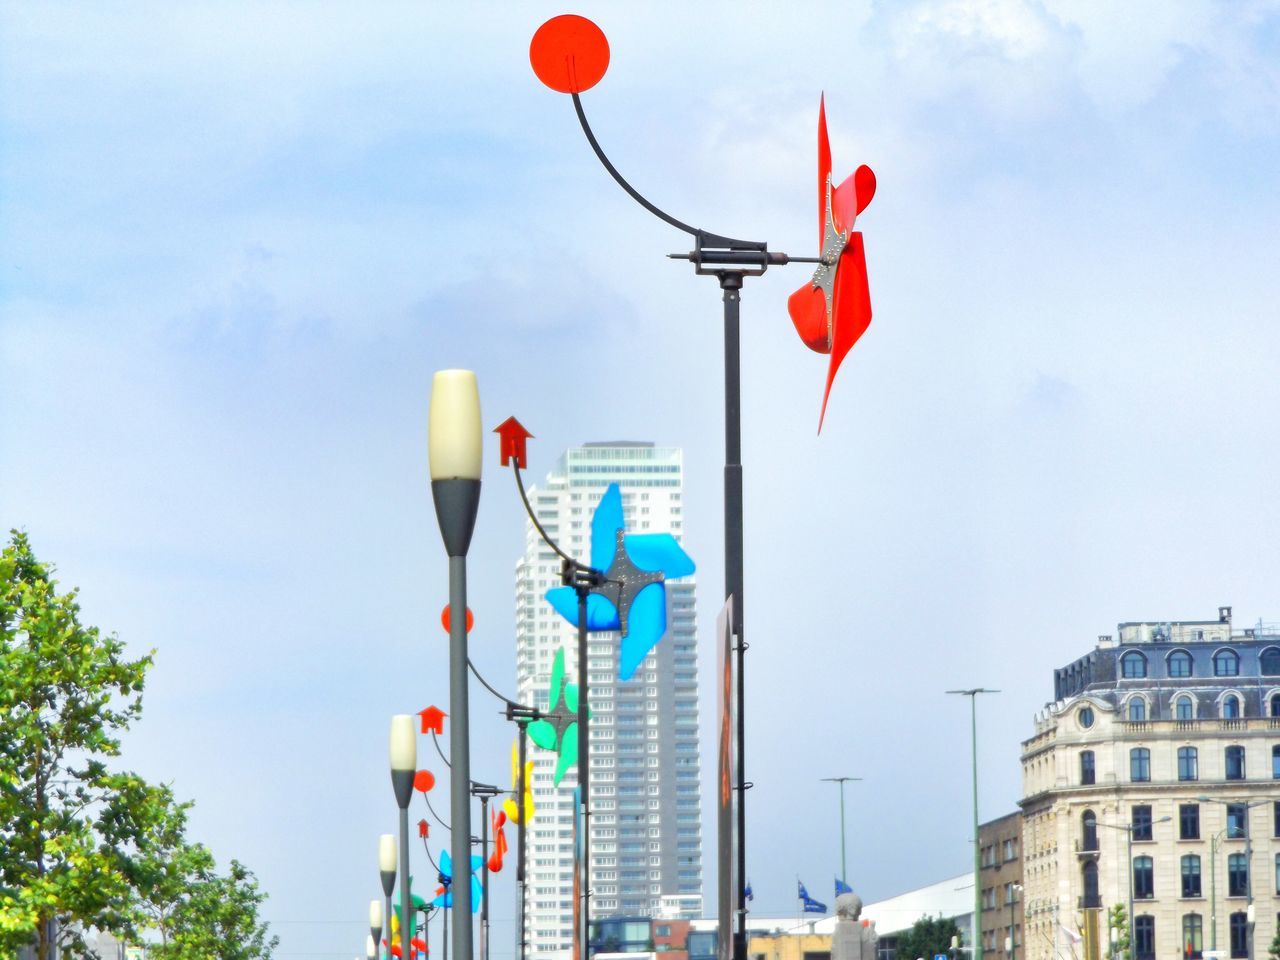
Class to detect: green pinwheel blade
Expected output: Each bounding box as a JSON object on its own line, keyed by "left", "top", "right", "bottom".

{"left": 528, "top": 719, "right": 557, "bottom": 751}
{"left": 554, "top": 723, "right": 578, "bottom": 785}
{"left": 549, "top": 647, "right": 566, "bottom": 711}
{"left": 564, "top": 681, "right": 579, "bottom": 713}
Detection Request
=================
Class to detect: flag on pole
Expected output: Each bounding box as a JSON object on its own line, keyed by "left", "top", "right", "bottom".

{"left": 744, "top": 880, "right": 753, "bottom": 902}
{"left": 835, "top": 878, "right": 853, "bottom": 897}
{"left": 798, "top": 881, "right": 827, "bottom": 914}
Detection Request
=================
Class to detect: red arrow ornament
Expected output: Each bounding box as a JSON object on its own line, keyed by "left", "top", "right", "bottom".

{"left": 494, "top": 416, "right": 533, "bottom": 469}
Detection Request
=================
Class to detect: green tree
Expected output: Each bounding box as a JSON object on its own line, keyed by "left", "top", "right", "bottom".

{"left": 1107, "top": 904, "right": 1129, "bottom": 960}
{"left": 148, "top": 858, "right": 279, "bottom": 960}
{"left": 0, "top": 531, "right": 275, "bottom": 960}
{"left": 893, "top": 914, "right": 962, "bottom": 960}
{"left": 1268, "top": 926, "right": 1280, "bottom": 960}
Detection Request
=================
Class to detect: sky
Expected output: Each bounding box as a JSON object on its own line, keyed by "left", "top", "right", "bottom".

{"left": 3, "top": 0, "right": 1280, "bottom": 958}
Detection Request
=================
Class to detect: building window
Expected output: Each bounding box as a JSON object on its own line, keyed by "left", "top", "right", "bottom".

{"left": 1128, "top": 698, "right": 1147, "bottom": 721}
{"left": 1132, "top": 805, "right": 1153, "bottom": 841}
{"left": 1003, "top": 838, "right": 1017, "bottom": 860}
{"left": 1122, "top": 652, "right": 1147, "bottom": 678}
{"left": 1229, "top": 913, "right": 1249, "bottom": 959}
{"left": 1133, "top": 916, "right": 1155, "bottom": 960}
{"left": 1214, "top": 649, "right": 1240, "bottom": 677}
{"left": 1082, "top": 811, "right": 1098, "bottom": 851}
{"left": 1274, "top": 801, "right": 1279, "bottom": 838}
{"left": 1131, "top": 748, "right": 1151, "bottom": 782}
{"left": 1272, "top": 693, "right": 1280, "bottom": 718}
{"left": 1081, "top": 751, "right": 1095, "bottom": 785}
{"left": 1082, "top": 861, "right": 1100, "bottom": 908}
{"left": 1175, "top": 696, "right": 1195, "bottom": 721}
{"left": 1178, "top": 746, "right": 1199, "bottom": 781}
{"left": 1222, "top": 694, "right": 1241, "bottom": 719}
{"left": 1134, "top": 856, "right": 1154, "bottom": 899}
{"left": 1275, "top": 853, "right": 1280, "bottom": 894}
{"left": 1168, "top": 650, "right": 1193, "bottom": 678}
{"left": 1180, "top": 804, "right": 1200, "bottom": 841}
{"left": 1227, "top": 804, "right": 1248, "bottom": 839}
{"left": 1225, "top": 745, "right": 1246, "bottom": 780}
{"left": 1181, "top": 855, "right": 1202, "bottom": 898}
{"left": 1261, "top": 647, "right": 1280, "bottom": 675}
{"left": 1182, "top": 914, "right": 1203, "bottom": 960}
{"left": 1228, "top": 853, "right": 1249, "bottom": 897}
{"left": 1273, "top": 745, "right": 1280, "bottom": 779}
{"left": 1079, "top": 706, "right": 1095, "bottom": 728}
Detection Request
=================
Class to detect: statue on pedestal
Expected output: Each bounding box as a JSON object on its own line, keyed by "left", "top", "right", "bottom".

{"left": 832, "top": 892, "right": 878, "bottom": 960}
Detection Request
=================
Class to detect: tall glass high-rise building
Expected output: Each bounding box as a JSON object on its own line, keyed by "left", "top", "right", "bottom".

{"left": 515, "top": 442, "right": 702, "bottom": 960}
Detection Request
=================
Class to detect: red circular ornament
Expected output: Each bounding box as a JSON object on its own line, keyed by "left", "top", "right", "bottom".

{"left": 414, "top": 770, "right": 436, "bottom": 793}
{"left": 441, "top": 605, "right": 474, "bottom": 634}
{"left": 530, "top": 15, "right": 610, "bottom": 94}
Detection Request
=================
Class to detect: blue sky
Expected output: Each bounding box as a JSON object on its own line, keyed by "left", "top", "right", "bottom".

{"left": 3, "top": 2, "right": 1280, "bottom": 958}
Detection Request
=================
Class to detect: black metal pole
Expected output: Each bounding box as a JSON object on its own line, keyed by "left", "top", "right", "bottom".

{"left": 480, "top": 796, "right": 490, "bottom": 960}
{"left": 517, "top": 722, "right": 529, "bottom": 960}
{"left": 576, "top": 586, "right": 591, "bottom": 960}
{"left": 721, "top": 271, "right": 748, "bottom": 960}
{"left": 442, "top": 893, "right": 449, "bottom": 960}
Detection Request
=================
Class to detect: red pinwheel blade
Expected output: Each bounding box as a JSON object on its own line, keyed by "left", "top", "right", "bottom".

{"left": 819, "top": 234, "right": 873, "bottom": 432}
{"left": 788, "top": 284, "right": 830, "bottom": 354}
{"left": 817, "top": 95, "right": 831, "bottom": 248}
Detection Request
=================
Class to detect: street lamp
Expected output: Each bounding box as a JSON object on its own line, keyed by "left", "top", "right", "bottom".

{"left": 820, "top": 776, "right": 862, "bottom": 887}
{"left": 379, "top": 834, "right": 396, "bottom": 960}
{"left": 367, "top": 935, "right": 378, "bottom": 960}
{"left": 370, "top": 899, "right": 384, "bottom": 960}
{"left": 391, "top": 715, "right": 417, "bottom": 960}
{"left": 428, "top": 367, "right": 482, "bottom": 960}
{"left": 1197, "top": 795, "right": 1269, "bottom": 960}
{"left": 946, "top": 687, "right": 999, "bottom": 960}
{"left": 1096, "top": 814, "right": 1171, "bottom": 957}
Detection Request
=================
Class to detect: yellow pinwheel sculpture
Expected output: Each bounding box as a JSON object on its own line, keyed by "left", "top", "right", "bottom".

{"left": 503, "top": 738, "right": 536, "bottom": 824}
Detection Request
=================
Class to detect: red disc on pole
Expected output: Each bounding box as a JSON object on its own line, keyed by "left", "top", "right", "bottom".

{"left": 530, "top": 15, "right": 609, "bottom": 94}
{"left": 441, "top": 605, "right": 474, "bottom": 633}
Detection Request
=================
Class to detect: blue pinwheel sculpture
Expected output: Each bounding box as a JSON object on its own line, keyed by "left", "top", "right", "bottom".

{"left": 433, "top": 848, "right": 483, "bottom": 914}
{"left": 545, "top": 482, "right": 695, "bottom": 680}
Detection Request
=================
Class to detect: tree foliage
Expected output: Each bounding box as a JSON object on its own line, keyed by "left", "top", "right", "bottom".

{"left": 0, "top": 531, "right": 276, "bottom": 960}
{"left": 1107, "top": 904, "right": 1129, "bottom": 960}
{"left": 1268, "top": 926, "right": 1280, "bottom": 960}
{"left": 893, "top": 914, "right": 962, "bottom": 960}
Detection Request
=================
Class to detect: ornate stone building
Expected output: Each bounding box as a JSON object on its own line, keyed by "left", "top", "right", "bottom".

{"left": 1020, "top": 609, "right": 1280, "bottom": 960}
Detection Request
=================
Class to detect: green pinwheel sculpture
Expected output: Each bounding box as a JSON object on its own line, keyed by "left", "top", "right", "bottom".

{"left": 527, "top": 647, "right": 588, "bottom": 785}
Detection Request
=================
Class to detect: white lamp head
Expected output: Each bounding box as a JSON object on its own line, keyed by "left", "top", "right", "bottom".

{"left": 369, "top": 899, "right": 382, "bottom": 929}
{"left": 428, "top": 370, "right": 482, "bottom": 481}
{"left": 379, "top": 833, "right": 397, "bottom": 873}
{"left": 367, "top": 935, "right": 377, "bottom": 960}
{"left": 389, "top": 715, "right": 416, "bottom": 773}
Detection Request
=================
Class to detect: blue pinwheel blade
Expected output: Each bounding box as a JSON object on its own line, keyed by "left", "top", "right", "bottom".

{"left": 439, "top": 849, "right": 453, "bottom": 880}
{"left": 624, "top": 533, "right": 695, "bottom": 578}
{"left": 546, "top": 586, "right": 578, "bottom": 624}
{"left": 546, "top": 587, "right": 620, "bottom": 631}
{"left": 471, "top": 876, "right": 483, "bottom": 913}
{"left": 590, "top": 483, "right": 625, "bottom": 570}
{"left": 584, "top": 593, "right": 620, "bottom": 630}
{"left": 470, "top": 855, "right": 484, "bottom": 873}
{"left": 618, "top": 582, "right": 667, "bottom": 680}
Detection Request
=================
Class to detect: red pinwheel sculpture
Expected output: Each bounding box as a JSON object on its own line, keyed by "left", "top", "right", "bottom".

{"left": 787, "top": 96, "right": 876, "bottom": 432}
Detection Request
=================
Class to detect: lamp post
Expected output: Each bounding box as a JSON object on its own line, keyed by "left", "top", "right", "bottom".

{"left": 1209, "top": 829, "right": 1226, "bottom": 951}
{"left": 1096, "top": 815, "right": 1171, "bottom": 957}
{"left": 391, "top": 715, "right": 417, "bottom": 960}
{"left": 370, "top": 899, "right": 384, "bottom": 960}
{"left": 946, "top": 688, "right": 999, "bottom": 960}
{"left": 380, "top": 834, "right": 397, "bottom": 960}
{"left": 428, "top": 368, "right": 483, "bottom": 960}
{"left": 1197, "top": 796, "right": 1269, "bottom": 960}
{"left": 820, "top": 776, "right": 861, "bottom": 887}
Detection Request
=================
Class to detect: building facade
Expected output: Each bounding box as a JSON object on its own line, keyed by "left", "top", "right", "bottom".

{"left": 1020, "top": 610, "right": 1280, "bottom": 960}
{"left": 979, "top": 812, "right": 1024, "bottom": 960}
{"left": 516, "top": 442, "right": 703, "bottom": 960}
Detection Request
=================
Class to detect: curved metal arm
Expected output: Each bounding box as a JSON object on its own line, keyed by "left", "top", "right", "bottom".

{"left": 421, "top": 833, "right": 440, "bottom": 874}
{"left": 424, "top": 790, "right": 451, "bottom": 832}
{"left": 571, "top": 92, "right": 764, "bottom": 252}
{"left": 513, "top": 462, "right": 573, "bottom": 564}
{"left": 469, "top": 656, "right": 533, "bottom": 712}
